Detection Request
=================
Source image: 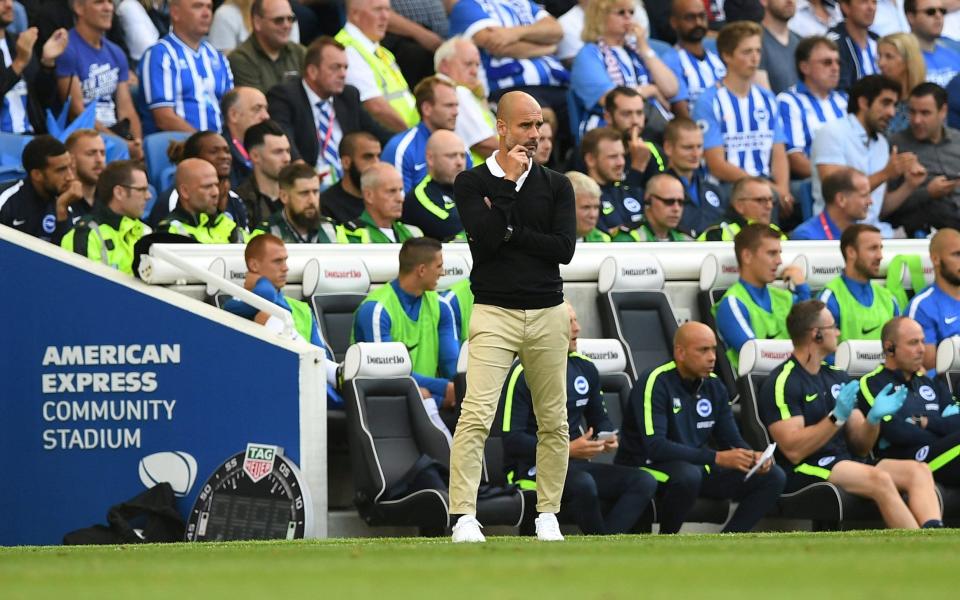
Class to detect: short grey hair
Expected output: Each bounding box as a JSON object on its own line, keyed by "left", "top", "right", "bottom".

{"left": 565, "top": 171, "right": 601, "bottom": 199}
{"left": 434, "top": 36, "right": 467, "bottom": 72}
{"left": 360, "top": 161, "right": 394, "bottom": 192}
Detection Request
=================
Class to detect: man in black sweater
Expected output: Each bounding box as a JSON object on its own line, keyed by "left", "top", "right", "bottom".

{"left": 448, "top": 91, "right": 576, "bottom": 543}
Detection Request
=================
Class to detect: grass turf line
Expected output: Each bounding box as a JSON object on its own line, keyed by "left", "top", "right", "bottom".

{"left": 0, "top": 530, "right": 954, "bottom": 599}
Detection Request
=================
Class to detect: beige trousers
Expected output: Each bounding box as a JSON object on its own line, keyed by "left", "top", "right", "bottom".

{"left": 449, "top": 303, "right": 570, "bottom": 514}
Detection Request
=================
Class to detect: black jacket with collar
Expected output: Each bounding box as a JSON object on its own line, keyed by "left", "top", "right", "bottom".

{"left": 266, "top": 80, "right": 392, "bottom": 166}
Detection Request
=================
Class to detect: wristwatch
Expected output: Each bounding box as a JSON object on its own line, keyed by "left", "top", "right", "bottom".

{"left": 828, "top": 410, "right": 845, "bottom": 427}
{"left": 503, "top": 225, "right": 514, "bottom": 242}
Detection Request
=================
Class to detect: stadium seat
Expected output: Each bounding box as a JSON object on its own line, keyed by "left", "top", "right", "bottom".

{"left": 596, "top": 255, "right": 678, "bottom": 381}
{"left": 144, "top": 132, "right": 189, "bottom": 192}
{"left": 303, "top": 257, "right": 371, "bottom": 361}
{"left": 0, "top": 133, "right": 32, "bottom": 184}
{"left": 574, "top": 338, "right": 630, "bottom": 466}
{"left": 698, "top": 253, "right": 740, "bottom": 396}
{"left": 343, "top": 343, "right": 524, "bottom": 536}
{"left": 736, "top": 340, "right": 884, "bottom": 529}
{"left": 834, "top": 340, "right": 884, "bottom": 376}
{"left": 936, "top": 336, "right": 960, "bottom": 395}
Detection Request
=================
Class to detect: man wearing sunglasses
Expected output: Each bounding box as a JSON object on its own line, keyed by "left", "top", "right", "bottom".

{"left": 906, "top": 0, "right": 960, "bottom": 87}
{"left": 229, "top": 0, "right": 306, "bottom": 94}
{"left": 60, "top": 160, "right": 152, "bottom": 275}
{"left": 623, "top": 173, "right": 693, "bottom": 242}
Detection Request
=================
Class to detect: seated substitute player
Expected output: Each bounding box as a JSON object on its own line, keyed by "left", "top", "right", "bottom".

{"left": 615, "top": 322, "right": 786, "bottom": 534}
{"left": 908, "top": 227, "right": 960, "bottom": 372}
{"left": 697, "top": 176, "right": 786, "bottom": 241}
{"left": 61, "top": 160, "right": 152, "bottom": 275}
{"left": 859, "top": 317, "right": 960, "bottom": 485}
{"left": 223, "top": 234, "right": 342, "bottom": 408}
{"left": 352, "top": 237, "right": 459, "bottom": 413}
{"left": 759, "top": 300, "right": 944, "bottom": 529}
{"left": 502, "top": 302, "right": 658, "bottom": 535}
{"left": 714, "top": 223, "right": 810, "bottom": 372}
{"left": 819, "top": 224, "right": 898, "bottom": 344}
{"left": 158, "top": 158, "right": 246, "bottom": 244}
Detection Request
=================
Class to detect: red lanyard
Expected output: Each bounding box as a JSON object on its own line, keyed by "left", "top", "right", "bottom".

{"left": 231, "top": 137, "right": 249, "bottom": 164}
{"left": 317, "top": 103, "right": 335, "bottom": 155}
{"left": 819, "top": 212, "right": 835, "bottom": 240}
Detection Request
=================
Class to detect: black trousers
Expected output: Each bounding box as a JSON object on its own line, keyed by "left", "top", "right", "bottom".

{"left": 649, "top": 460, "right": 786, "bottom": 534}
{"left": 884, "top": 429, "right": 960, "bottom": 486}
{"left": 557, "top": 460, "right": 657, "bottom": 535}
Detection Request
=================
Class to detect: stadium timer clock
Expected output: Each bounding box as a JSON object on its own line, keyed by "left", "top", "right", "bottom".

{"left": 186, "top": 443, "right": 314, "bottom": 541}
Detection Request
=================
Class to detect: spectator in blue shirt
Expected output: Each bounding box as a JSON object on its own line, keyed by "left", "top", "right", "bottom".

{"left": 352, "top": 237, "right": 460, "bottom": 413}
{"left": 906, "top": 0, "right": 960, "bottom": 87}
{"left": 827, "top": 0, "right": 880, "bottom": 92}
{"left": 448, "top": 0, "right": 569, "bottom": 135}
{"left": 139, "top": 0, "right": 234, "bottom": 134}
{"left": 382, "top": 76, "right": 472, "bottom": 193}
{"left": 667, "top": 0, "right": 726, "bottom": 117}
{"left": 57, "top": 0, "right": 143, "bottom": 161}
{"left": 791, "top": 167, "right": 872, "bottom": 240}
{"left": 908, "top": 228, "right": 960, "bottom": 372}
{"left": 694, "top": 20, "right": 793, "bottom": 221}
{"left": 570, "top": 0, "right": 680, "bottom": 139}
{"left": 777, "top": 36, "right": 848, "bottom": 182}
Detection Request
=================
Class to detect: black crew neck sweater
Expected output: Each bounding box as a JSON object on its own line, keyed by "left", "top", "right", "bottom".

{"left": 453, "top": 161, "right": 576, "bottom": 309}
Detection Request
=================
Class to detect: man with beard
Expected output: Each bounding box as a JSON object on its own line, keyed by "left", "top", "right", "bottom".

{"left": 581, "top": 127, "right": 643, "bottom": 237}
{"left": 255, "top": 163, "right": 336, "bottom": 243}
{"left": 628, "top": 174, "right": 693, "bottom": 242}
{"left": 158, "top": 158, "right": 246, "bottom": 243}
{"left": 812, "top": 75, "right": 927, "bottom": 237}
{"left": 0, "top": 135, "right": 83, "bottom": 244}
{"left": 759, "top": 0, "right": 802, "bottom": 94}
{"left": 237, "top": 120, "right": 292, "bottom": 227}
{"left": 667, "top": 0, "right": 727, "bottom": 115}
{"left": 149, "top": 131, "right": 249, "bottom": 231}
{"left": 65, "top": 129, "right": 106, "bottom": 218}
{"left": 819, "top": 223, "right": 899, "bottom": 343}
{"left": 791, "top": 167, "right": 872, "bottom": 240}
{"left": 402, "top": 130, "right": 467, "bottom": 242}
{"left": 321, "top": 132, "right": 381, "bottom": 225}
{"left": 887, "top": 83, "right": 960, "bottom": 234}
{"left": 222, "top": 87, "right": 270, "bottom": 186}
{"left": 908, "top": 228, "right": 960, "bottom": 371}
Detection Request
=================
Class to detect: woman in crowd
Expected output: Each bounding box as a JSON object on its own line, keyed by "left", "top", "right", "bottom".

{"left": 877, "top": 32, "right": 926, "bottom": 135}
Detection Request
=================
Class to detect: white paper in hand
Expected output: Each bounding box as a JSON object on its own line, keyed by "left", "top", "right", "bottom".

{"left": 744, "top": 443, "right": 777, "bottom": 481}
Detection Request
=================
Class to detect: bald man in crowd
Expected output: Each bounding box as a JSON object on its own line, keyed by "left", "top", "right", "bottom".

{"left": 626, "top": 173, "right": 693, "bottom": 242}
{"left": 158, "top": 158, "right": 246, "bottom": 243}
{"left": 616, "top": 322, "right": 785, "bottom": 534}
{"left": 222, "top": 86, "right": 271, "bottom": 185}
{"left": 449, "top": 91, "right": 575, "bottom": 543}
{"left": 402, "top": 130, "right": 468, "bottom": 241}
{"left": 908, "top": 228, "right": 960, "bottom": 371}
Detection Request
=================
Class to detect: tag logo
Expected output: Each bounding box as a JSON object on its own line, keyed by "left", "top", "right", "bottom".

{"left": 574, "top": 375, "right": 589, "bottom": 395}
{"left": 696, "top": 118, "right": 709, "bottom": 134}
{"left": 696, "top": 398, "right": 712, "bottom": 417}
{"left": 831, "top": 384, "right": 842, "bottom": 399}
{"left": 705, "top": 190, "right": 720, "bottom": 207}
{"left": 12, "top": 218, "right": 26, "bottom": 226}
{"left": 442, "top": 194, "right": 455, "bottom": 209}
{"left": 602, "top": 201, "right": 614, "bottom": 215}
{"left": 243, "top": 443, "right": 278, "bottom": 483}
{"left": 623, "top": 197, "right": 642, "bottom": 213}
{"left": 916, "top": 445, "right": 930, "bottom": 462}
{"left": 919, "top": 385, "right": 936, "bottom": 401}
{"left": 672, "top": 397, "right": 682, "bottom": 414}
{"left": 818, "top": 455, "right": 836, "bottom": 467}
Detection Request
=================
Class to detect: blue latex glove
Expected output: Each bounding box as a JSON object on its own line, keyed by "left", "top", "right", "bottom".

{"left": 867, "top": 383, "right": 908, "bottom": 424}
{"left": 834, "top": 380, "right": 859, "bottom": 421}
{"left": 943, "top": 404, "right": 960, "bottom": 418}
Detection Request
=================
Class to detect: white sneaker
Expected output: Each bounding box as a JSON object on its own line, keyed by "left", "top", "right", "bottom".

{"left": 451, "top": 515, "right": 486, "bottom": 543}
{"left": 535, "top": 513, "right": 564, "bottom": 541}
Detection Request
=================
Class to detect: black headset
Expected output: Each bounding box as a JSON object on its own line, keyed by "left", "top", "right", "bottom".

{"left": 885, "top": 342, "right": 897, "bottom": 356}
{"left": 814, "top": 329, "right": 824, "bottom": 343}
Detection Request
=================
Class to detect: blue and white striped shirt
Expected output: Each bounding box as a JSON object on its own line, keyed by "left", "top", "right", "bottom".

{"left": 0, "top": 37, "right": 31, "bottom": 133}
{"left": 139, "top": 33, "right": 233, "bottom": 133}
{"left": 448, "top": 0, "right": 568, "bottom": 94}
{"left": 670, "top": 46, "right": 725, "bottom": 108}
{"left": 693, "top": 83, "right": 787, "bottom": 178}
{"left": 777, "top": 82, "right": 847, "bottom": 157}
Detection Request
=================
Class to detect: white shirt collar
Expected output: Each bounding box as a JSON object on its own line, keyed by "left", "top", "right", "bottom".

{"left": 485, "top": 150, "right": 533, "bottom": 191}
{"left": 344, "top": 21, "right": 378, "bottom": 53}
{"left": 301, "top": 79, "right": 331, "bottom": 108}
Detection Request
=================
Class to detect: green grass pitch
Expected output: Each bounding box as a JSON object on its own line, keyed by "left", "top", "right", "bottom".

{"left": 1, "top": 530, "right": 955, "bottom": 599}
